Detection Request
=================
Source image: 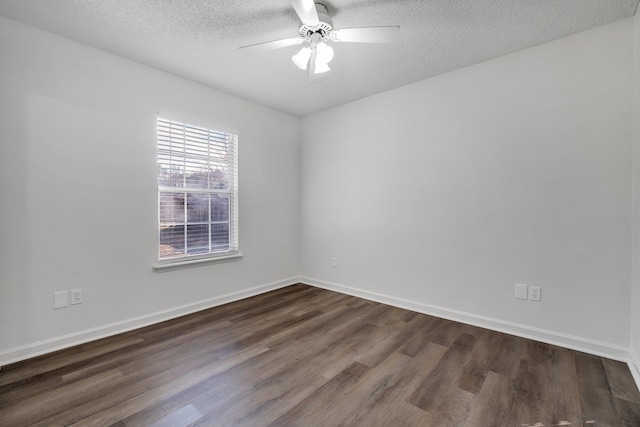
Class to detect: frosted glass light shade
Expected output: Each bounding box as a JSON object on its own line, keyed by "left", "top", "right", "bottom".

{"left": 314, "top": 60, "right": 330, "bottom": 74}
{"left": 292, "top": 47, "right": 312, "bottom": 70}
{"left": 316, "top": 42, "right": 334, "bottom": 64}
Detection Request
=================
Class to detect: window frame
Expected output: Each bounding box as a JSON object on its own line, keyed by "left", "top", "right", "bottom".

{"left": 155, "top": 117, "right": 240, "bottom": 270}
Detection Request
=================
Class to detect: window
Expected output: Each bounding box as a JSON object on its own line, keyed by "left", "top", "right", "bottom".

{"left": 157, "top": 118, "right": 238, "bottom": 264}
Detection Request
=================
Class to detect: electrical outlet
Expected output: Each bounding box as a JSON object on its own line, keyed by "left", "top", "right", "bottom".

{"left": 71, "top": 289, "right": 82, "bottom": 305}
{"left": 515, "top": 283, "right": 528, "bottom": 300}
{"left": 332, "top": 256, "right": 337, "bottom": 267}
{"left": 54, "top": 291, "right": 68, "bottom": 309}
{"left": 528, "top": 286, "right": 541, "bottom": 302}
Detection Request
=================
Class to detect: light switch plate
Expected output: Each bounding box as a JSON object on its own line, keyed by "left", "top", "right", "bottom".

{"left": 515, "top": 283, "right": 528, "bottom": 300}
{"left": 54, "top": 291, "right": 68, "bottom": 309}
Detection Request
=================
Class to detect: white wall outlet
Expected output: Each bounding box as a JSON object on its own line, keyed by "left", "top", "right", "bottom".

{"left": 332, "top": 256, "right": 337, "bottom": 267}
{"left": 71, "top": 289, "right": 82, "bottom": 305}
{"left": 515, "top": 283, "right": 528, "bottom": 300}
{"left": 528, "top": 286, "right": 541, "bottom": 302}
{"left": 54, "top": 291, "right": 68, "bottom": 309}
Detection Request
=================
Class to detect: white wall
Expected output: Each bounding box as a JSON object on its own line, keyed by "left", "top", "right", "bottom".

{"left": 0, "top": 16, "right": 300, "bottom": 364}
{"left": 631, "top": 11, "right": 640, "bottom": 375}
{"left": 301, "top": 19, "right": 633, "bottom": 354}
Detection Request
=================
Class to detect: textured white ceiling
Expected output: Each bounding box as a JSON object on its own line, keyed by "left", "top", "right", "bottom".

{"left": 0, "top": 0, "right": 637, "bottom": 116}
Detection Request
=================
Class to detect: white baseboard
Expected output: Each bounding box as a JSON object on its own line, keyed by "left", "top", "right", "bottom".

{"left": 301, "top": 276, "right": 632, "bottom": 363}
{"left": 0, "top": 277, "right": 300, "bottom": 367}
{"left": 628, "top": 350, "right": 640, "bottom": 391}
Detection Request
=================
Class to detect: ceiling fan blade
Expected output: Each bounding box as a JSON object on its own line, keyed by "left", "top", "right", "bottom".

{"left": 291, "top": 0, "right": 319, "bottom": 26}
{"left": 239, "top": 36, "right": 304, "bottom": 53}
{"left": 332, "top": 26, "right": 400, "bottom": 43}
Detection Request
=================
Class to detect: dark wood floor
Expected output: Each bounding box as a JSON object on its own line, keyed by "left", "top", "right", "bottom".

{"left": 1, "top": 284, "right": 640, "bottom": 426}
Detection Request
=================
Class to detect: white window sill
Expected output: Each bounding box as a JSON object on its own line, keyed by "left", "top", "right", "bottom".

{"left": 153, "top": 252, "right": 243, "bottom": 272}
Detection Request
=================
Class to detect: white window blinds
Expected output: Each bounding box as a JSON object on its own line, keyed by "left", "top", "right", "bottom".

{"left": 157, "top": 118, "right": 238, "bottom": 262}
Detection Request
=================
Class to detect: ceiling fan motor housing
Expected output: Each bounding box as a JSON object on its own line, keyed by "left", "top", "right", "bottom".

{"left": 299, "top": 3, "right": 333, "bottom": 42}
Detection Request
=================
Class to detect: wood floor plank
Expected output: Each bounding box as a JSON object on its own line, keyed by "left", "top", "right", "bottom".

{"left": 358, "top": 401, "right": 434, "bottom": 427}
{"left": 603, "top": 358, "right": 640, "bottom": 404}
{"left": 147, "top": 403, "right": 203, "bottom": 427}
{"left": 576, "top": 352, "right": 619, "bottom": 426}
{"left": 33, "top": 334, "right": 267, "bottom": 426}
{"left": 612, "top": 396, "right": 640, "bottom": 427}
{"left": 505, "top": 357, "right": 546, "bottom": 425}
{"left": 69, "top": 345, "right": 269, "bottom": 427}
{"left": 267, "top": 362, "right": 371, "bottom": 426}
{"left": 213, "top": 309, "right": 322, "bottom": 359}
{"left": 428, "top": 386, "right": 476, "bottom": 427}
{"left": 524, "top": 339, "right": 554, "bottom": 364}
{"left": 119, "top": 342, "right": 307, "bottom": 427}
{"left": 204, "top": 323, "right": 427, "bottom": 425}
{"left": 488, "top": 333, "right": 525, "bottom": 378}
{"left": 320, "top": 352, "right": 414, "bottom": 426}
{"left": 430, "top": 318, "right": 466, "bottom": 347}
{"left": 396, "top": 316, "right": 445, "bottom": 357}
{"left": 0, "top": 370, "right": 64, "bottom": 409}
{"left": 290, "top": 289, "right": 351, "bottom": 314}
{"left": 115, "top": 341, "right": 290, "bottom": 427}
{"left": 0, "top": 369, "right": 125, "bottom": 426}
{"left": 51, "top": 317, "right": 232, "bottom": 385}
{"left": 578, "top": 386, "right": 618, "bottom": 427}
{"left": 127, "top": 317, "right": 389, "bottom": 427}
{"left": 297, "top": 302, "right": 385, "bottom": 343}
{"left": 576, "top": 352, "right": 611, "bottom": 390}
{"left": 183, "top": 330, "right": 364, "bottom": 426}
{"left": 333, "top": 346, "right": 446, "bottom": 426}
{"left": 367, "top": 304, "right": 412, "bottom": 326}
{"left": 541, "top": 345, "right": 583, "bottom": 425}
{"left": 1, "top": 284, "right": 639, "bottom": 426}
{"left": 355, "top": 314, "right": 431, "bottom": 368}
{"left": 194, "top": 370, "right": 329, "bottom": 427}
{"left": 456, "top": 329, "right": 503, "bottom": 394}
{"left": 0, "top": 336, "right": 144, "bottom": 388}
{"left": 319, "top": 322, "right": 390, "bottom": 378}
{"left": 396, "top": 308, "right": 420, "bottom": 323}
{"left": 393, "top": 342, "right": 450, "bottom": 401}
{"left": 464, "top": 371, "right": 511, "bottom": 427}
{"left": 407, "top": 332, "right": 477, "bottom": 412}
{"left": 29, "top": 352, "right": 220, "bottom": 427}
{"left": 258, "top": 304, "right": 357, "bottom": 348}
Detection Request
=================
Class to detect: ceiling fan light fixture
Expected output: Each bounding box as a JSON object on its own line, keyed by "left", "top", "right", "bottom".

{"left": 239, "top": 0, "right": 400, "bottom": 80}
{"left": 314, "top": 59, "right": 330, "bottom": 74}
{"left": 292, "top": 46, "right": 312, "bottom": 70}
{"left": 315, "top": 42, "right": 334, "bottom": 64}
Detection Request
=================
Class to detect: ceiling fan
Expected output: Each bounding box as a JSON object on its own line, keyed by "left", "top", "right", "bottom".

{"left": 239, "top": 0, "right": 400, "bottom": 79}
